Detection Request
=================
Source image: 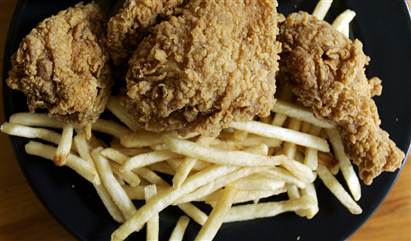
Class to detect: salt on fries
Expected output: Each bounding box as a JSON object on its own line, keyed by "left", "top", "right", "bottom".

{"left": 0, "top": 2, "right": 366, "bottom": 240}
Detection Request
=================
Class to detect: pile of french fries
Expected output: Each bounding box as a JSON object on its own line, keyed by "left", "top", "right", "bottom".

{"left": 0, "top": 1, "right": 363, "bottom": 241}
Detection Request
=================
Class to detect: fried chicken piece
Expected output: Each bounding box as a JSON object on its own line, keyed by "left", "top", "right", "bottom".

{"left": 106, "top": 0, "right": 184, "bottom": 65}
{"left": 278, "top": 12, "right": 404, "bottom": 184}
{"left": 123, "top": 0, "right": 281, "bottom": 136}
{"left": 7, "top": 3, "right": 113, "bottom": 126}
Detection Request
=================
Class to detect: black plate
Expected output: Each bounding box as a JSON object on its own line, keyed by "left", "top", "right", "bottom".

{"left": 2, "top": 0, "right": 411, "bottom": 241}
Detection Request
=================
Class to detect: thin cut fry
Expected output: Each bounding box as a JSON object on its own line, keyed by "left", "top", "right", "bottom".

{"left": 73, "top": 135, "right": 124, "bottom": 222}
{"left": 74, "top": 133, "right": 95, "bottom": 168}
{"left": 124, "top": 185, "right": 166, "bottom": 200}
{"left": 168, "top": 216, "right": 190, "bottom": 241}
{"left": 134, "top": 167, "right": 169, "bottom": 186}
{"left": 175, "top": 167, "right": 263, "bottom": 204}
{"left": 120, "top": 132, "right": 164, "bottom": 148}
{"left": 149, "top": 162, "right": 176, "bottom": 175}
{"left": 233, "top": 130, "right": 248, "bottom": 141}
{"left": 111, "top": 162, "right": 141, "bottom": 187}
{"left": 230, "top": 121, "right": 330, "bottom": 152}
{"left": 317, "top": 165, "right": 362, "bottom": 214}
{"left": 91, "top": 149, "right": 136, "bottom": 219}
{"left": 261, "top": 168, "right": 306, "bottom": 189}
{"left": 332, "top": 9, "right": 356, "bottom": 32}
{"left": 95, "top": 183, "right": 125, "bottom": 223}
{"left": 206, "top": 187, "right": 287, "bottom": 205}
{"left": 232, "top": 178, "right": 284, "bottom": 191}
{"left": 312, "top": 0, "right": 334, "bottom": 20}
{"left": 326, "top": 128, "right": 361, "bottom": 201}
{"left": 299, "top": 183, "right": 319, "bottom": 219}
{"left": 1, "top": 122, "right": 61, "bottom": 145}
{"left": 164, "top": 135, "right": 280, "bottom": 167}
{"left": 304, "top": 126, "right": 322, "bottom": 170}
{"left": 145, "top": 185, "right": 159, "bottom": 241}
{"left": 280, "top": 157, "right": 316, "bottom": 183}
{"left": 342, "top": 25, "right": 349, "bottom": 37}
{"left": 224, "top": 197, "right": 311, "bottom": 223}
{"left": 283, "top": 118, "right": 301, "bottom": 158}
{"left": 53, "top": 124, "right": 73, "bottom": 166}
{"left": 173, "top": 158, "right": 197, "bottom": 188}
{"left": 177, "top": 203, "right": 208, "bottom": 225}
{"left": 101, "top": 148, "right": 129, "bottom": 164}
{"left": 111, "top": 165, "right": 236, "bottom": 241}
{"left": 9, "top": 112, "right": 65, "bottom": 128}
{"left": 107, "top": 96, "right": 139, "bottom": 131}
{"left": 93, "top": 119, "right": 130, "bottom": 139}
{"left": 272, "top": 101, "right": 334, "bottom": 128}
{"left": 123, "top": 151, "right": 179, "bottom": 170}
{"left": 194, "top": 186, "right": 236, "bottom": 241}
{"left": 25, "top": 141, "right": 99, "bottom": 184}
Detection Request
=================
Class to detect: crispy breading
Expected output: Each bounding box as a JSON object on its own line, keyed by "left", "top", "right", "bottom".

{"left": 278, "top": 12, "right": 404, "bottom": 184}
{"left": 106, "top": 0, "right": 184, "bottom": 65}
{"left": 7, "top": 3, "right": 113, "bottom": 126}
{"left": 123, "top": 0, "right": 281, "bottom": 136}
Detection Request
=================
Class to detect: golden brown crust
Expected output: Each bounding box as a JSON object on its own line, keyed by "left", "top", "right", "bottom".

{"left": 279, "top": 12, "right": 404, "bottom": 184}
{"left": 124, "top": 0, "right": 281, "bottom": 136}
{"left": 106, "top": 0, "right": 184, "bottom": 65}
{"left": 7, "top": 2, "right": 113, "bottom": 126}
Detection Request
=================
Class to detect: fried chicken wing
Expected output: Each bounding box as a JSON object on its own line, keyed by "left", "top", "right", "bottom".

{"left": 278, "top": 12, "right": 404, "bottom": 184}
{"left": 106, "top": 0, "right": 184, "bottom": 65}
{"left": 7, "top": 3, "right": 113, "bottom": 127}
{"left": 122, "top": 0, "right": 281, "bottom": 136}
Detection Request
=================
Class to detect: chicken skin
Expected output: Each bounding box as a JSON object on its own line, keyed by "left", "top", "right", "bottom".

{"left": 7, "top": 2, "right": 113, "bottom": 127}
{"left": 122, "top": 0, "right": 281, "bottom": 136}
{"left": 278, "top": 12, "right": 404, "bottom": 184}
{"left": 106, "top": 0, "right": 184, "bottom": 65}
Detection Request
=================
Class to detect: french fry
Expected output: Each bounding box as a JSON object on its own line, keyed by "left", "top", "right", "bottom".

{"left": 206, "top": 187, "right": 287, "bottom": 205}
{"left": 232, "top": 178, "right": 284, "bottom": 191}
{"left": 312, "top": 0, "right": 334, "bottom": 20}
{"left": 317, "top": 165, "right": 362, "bottom": 214}
{"left": 261, "top": 168, "right": 306, "bottom": 189}
{"left": 111, "top": 165, "right": 236, "bottom": 241}
{"left": 120, "top": 132, "right": 164, "bottom": 148}
{"left": 95, "top": 183, "right": 125, "bottom": 223}
{"left": 1, "top": 122, "right": 61, "bottom": 145}
{"left": 145, "top": 185, "right": 159, "bottom": 241}
{"left": 9, "top": 112, "right": 65, "bottom": 128}
{"left": 173, "top": 158, "right": 197, "bottom": 188}
{"left": 177, "top": 203, "right": 208, "bottom": 226}
{"left": 175, "top": 167, "right": 263, "bottom": 204}
{"left": 326, "top": 128, "right": 361, "bottom": 201}
{"left": 332, "top": 9, "right": 356, "bottom": 32}
{"left": 299, "top": 183, "right": 319, "bottom": 219}
{"left": 164, "top": 136, "right": 280, "bottom": 167}
{"left": 272, "top": 101, "right": 334, "bottom": 128}
{"left": 91, "top": 149, "right": 136, "bottom": 219}
{"left": 124, "top": 185, "right": 166, "bottom": 200}
{"left": 149, "top": 162, "right": 176, "bottom": 175}
{"left": 342, "top": 25, "right": 349, "bottom": 37}
{"left": 232, "top": 135, "right": 281, "bottom": 148}
{"left": 123, "top": 151, "right": 179, "bottom": 171}
{"left": 283, "top": 118, "right": 302, "bottom": 158}
{"left": 53, "top": 124, "right": 73, "bottom": 166}
{"left": 230, "top": 121, "right": 330, "bottom": 152}
{"left": 272, "top": 113, "right": 287, "bottom": 126}
{"left": 101, "top": 148, "right": 129, "bottom": 164}
{"left": 73, "top": 133, "right": 95, "bottom": 167}
{"left": 111, "top": 162, "right": 141, "bottom": 187}
{"left": 304, "top": 126, "right": 322, "bottom": 170}
{"left": 280, "top": 157, "right": 316, "bottom": 183}
{"left": 233, "top": 130, "right": 248, "bottom": 141}
{"left": 92, "top": 119, "right": 130, "bottom": 139}
{"left": 194, "top": 187, "right": 236, "bottom": 241}
{"left": 134, "top": 167, "right": 169, "bottom": 186}
{"left": 224, "top": 197, "right": 311, "bottom": 223}
{"left": 107, "top": 96, "right": 139, "bottom": 131}
{"left": 168, "top": 216, "right": 190, "bottom": 241}
{"left": 72, "top": 134, "right": 125, "bottom": 222}
{"left": 25, "top": 141, "right": 99, "bottom": 184}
